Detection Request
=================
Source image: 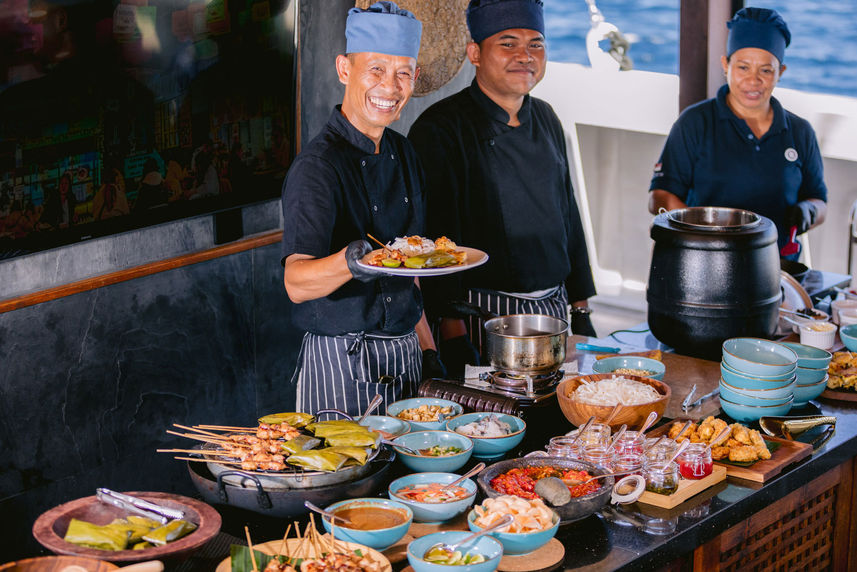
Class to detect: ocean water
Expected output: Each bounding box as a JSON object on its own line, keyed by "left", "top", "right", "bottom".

{"left": 544, "top": 0, "right": 857, "bottom": 98}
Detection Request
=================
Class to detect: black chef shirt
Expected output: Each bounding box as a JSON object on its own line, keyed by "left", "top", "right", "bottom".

{"left": 408, "top": 80, "right": 595, "bottom": 314}
{"left": 281, "top": 107, "right": 425, "bottom": 336}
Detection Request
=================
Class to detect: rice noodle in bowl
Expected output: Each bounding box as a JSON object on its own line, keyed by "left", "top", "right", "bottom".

{"left": 572, "top": 375, "right": 662, "bottom": 406}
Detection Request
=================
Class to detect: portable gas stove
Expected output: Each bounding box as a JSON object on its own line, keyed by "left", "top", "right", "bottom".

{"left": 472, "top": 369, "right": 563, "bottom": 404}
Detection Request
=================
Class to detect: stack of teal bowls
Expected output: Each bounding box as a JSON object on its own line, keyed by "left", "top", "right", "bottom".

{"left": 781, "top": 342, "right": 832, "bottom": 406}
{"left": 719, "top": 338, "right": 798, "bottom": 422}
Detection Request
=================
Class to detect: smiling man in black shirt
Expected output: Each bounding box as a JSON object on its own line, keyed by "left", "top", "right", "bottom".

{"left": 280, "top": 2, "right": 443, "bottom": 416}
{"left": 408, "top": 0, "right": 597, "bottom": 375}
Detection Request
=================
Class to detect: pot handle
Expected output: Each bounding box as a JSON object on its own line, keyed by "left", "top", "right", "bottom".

{"left": 315, "top": 409, "right": 353, "bottom": 421}
{"left": 216, "top": 471, "right": 273, "bottom": 509}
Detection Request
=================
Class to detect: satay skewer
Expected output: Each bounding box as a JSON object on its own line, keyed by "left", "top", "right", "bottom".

{"left": 173, "top": 423, "right": 227, "bottom": 438}
{"left": 244, "top": 526, "right": 259, "bottom": 572}
{"left": 366, "top": 233, "right": 386, "bottom": 249}
{"left": 195, "top": 425, "right": 257, "bottom": 431}
{"left": 165, "top": 430, "right": 233, "bottom": 445}
{"left": 277, "top": 523, "right": 292, "bottom": 559}
{"left": 156, "top": 448, "right": 233, "bottom": 455}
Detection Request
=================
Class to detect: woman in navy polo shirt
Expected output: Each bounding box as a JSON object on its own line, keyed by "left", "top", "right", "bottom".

{"left": 648, "top": 7, "right": 827, "bottom": 259}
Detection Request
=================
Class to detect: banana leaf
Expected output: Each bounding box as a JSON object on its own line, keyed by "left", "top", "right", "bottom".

{"left": 64, "top": 518, "right": 130, "bottom": 551}
{"left": 309, "top": 423, "right": 370, "bottom": 438}
{"left": 107, "top": 518, "right": 153, "bottom": 543}
{"left": 324, "top": 431, "right": 380, "bottom": 449}
{"left": 132, "top": 541, "right": 154, "bottom": 550}
{"left": 327, "top": 446, "right": 370, "bottom": 466}
{"left": 126, "top": 515, "right": 162, "bottom": 529}
{"left": 306, "top": 420, "right": 362, "bottom": 434}
{"left": 258, "top": 412, "right": 314, "bottom": 428}
{"left": 281, "top": 434, "right": 322, "bottom": 456}
{"left": 230, "top": 545, "right": 283, "bottom": 572}
{"left": 142, "top": 519, "right": 197, "bottom": 546}
{"left": 287, "top": 449, "right": 348, "bottom": 472}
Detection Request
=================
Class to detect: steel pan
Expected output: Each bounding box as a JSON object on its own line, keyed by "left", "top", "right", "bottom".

{"left": 483, "top": 314, "right": 568, "bottom": 376}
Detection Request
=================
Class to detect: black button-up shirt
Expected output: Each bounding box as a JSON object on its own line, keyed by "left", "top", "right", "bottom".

{"left": 281, "top": 107, "right": 425, "bottom": 336}
{"left": 408, "top": 80, "right": 595, "bottom": 314}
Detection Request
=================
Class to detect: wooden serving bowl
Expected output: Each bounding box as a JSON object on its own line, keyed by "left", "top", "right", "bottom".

{"left": 556, "top": 374, "right": 670, "bottom": 430}
{"left": 32, "top": 491, "right": 221, "bottom": 564}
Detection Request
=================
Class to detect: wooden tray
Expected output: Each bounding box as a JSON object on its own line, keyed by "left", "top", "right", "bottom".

{"left": 637, "top": 464, "right": 727, "bottom": 509}
{"left": 820, "top": 388, "right": 857, "bottom": 402}
{"left": 649, "top": 422, "right": 813, "bottom": 483}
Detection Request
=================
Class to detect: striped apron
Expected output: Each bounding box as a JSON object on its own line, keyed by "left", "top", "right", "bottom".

{"left": 293, "top": 330, "right": 422, "bottom": 417}
{"left": 466, "top": 285, "right": 570, "bottom": 353}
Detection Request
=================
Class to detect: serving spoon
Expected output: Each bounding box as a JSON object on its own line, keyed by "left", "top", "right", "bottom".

{"left": 304, "top": 500, "right": 353, "bottom": 526}
{"left": 568, "top": 416, "right": 596, "bottom": 448}
{"left": 441, "top": 462, "right": 486, "bottom": 491}
{"left": 357, "top": 394, "right": 383, "bottom": 424}
{"left": 638, "top": 411, "right": 660, "bottom": 435}
{"left": 659, "top": 438, "right": 691, "bottom": 469}
{"left": 424, "top": 514, "right": 514, "bottom": 559}
{"left": 382, "top": 439, "right": 420, "bottom": 455}
{"left": 704, "top": 425, "right": 732, "bottom": 452}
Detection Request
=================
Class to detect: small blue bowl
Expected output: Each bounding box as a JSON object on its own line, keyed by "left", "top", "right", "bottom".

{"left": 720, "top": 394, "right": 794, "bottom": 423}
{"left": 407, "top": 531, "right": 503, "bottom": 572}
{"left": 321, "top": 498, "right": 412, "bottom": 551}
{"left": 796, "top": 365, "right": 828, "bottom": 385}
{"left": 780, "top": 342, "right": 833, "bottom": 369}
{"left": 444, "top": 413, "right": 526, "bottom": 459}
{"left": 388, "top": 472, "right": 478, "bottom": 523}
{"left": 590, "top": 356, "right": 666, "bottom": 380}
{"left": 393, "top": 430, "right": 474, "bottom": 473}
{"left": 359, "top": 415, "right": 411, "bottom": 439}
{"left": 720, "top": 361, "right": 796, "bottom": 388}
{"left": 722, "top": 338, "right": 798, "bottom": 377}
{"left": 841, "top": 324, "right": 857, "bottom": 352}
{"left": 793, "top": 375, "right": 829, "bottom": 407}
{"left": 467, "top": 508, "right": 559, "bottom": 555}
{"left": 718, "top": 380, "right": 793, "bottom": 406}
{"left": 719, "top": 376, "right": 795, "bottom": 400}
{"left": 387, "top": 398, "right": 465, "bottom": 431}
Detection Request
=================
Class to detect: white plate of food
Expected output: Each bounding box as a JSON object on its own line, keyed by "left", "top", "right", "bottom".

{"left": 357, "top": 235, "right": 488, "bottom": 277}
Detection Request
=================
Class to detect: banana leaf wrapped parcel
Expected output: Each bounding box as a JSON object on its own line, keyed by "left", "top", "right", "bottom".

{"left": 286, "top": 449, "right": 348, "bottom": 472}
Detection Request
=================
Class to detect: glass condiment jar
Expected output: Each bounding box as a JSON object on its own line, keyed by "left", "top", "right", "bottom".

{"left": 613, "top": 452, "right": 643, "bottom": 476}
{"left": 643, "top": 440, "right": 677, "bottom": 465}
{"left": 643, "top": 460, "right": 680, "bottom": 495}
{"left": 614, "top": 431, "right": 646, "bottom": 455}
{"left": 569, "top": 423, "right": 611, "bottom": 447}
{"left": 582, "top": 444, "right": 615, "bottom": 471}
{"left": 676, "top": 443, "right": 713, "bottom": 479}
{"left": 547, "top": 436, "right": 581, "bottom": 459}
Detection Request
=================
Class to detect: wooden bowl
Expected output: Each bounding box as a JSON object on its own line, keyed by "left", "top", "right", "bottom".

{"left": 0, "top": 556, "right": 119, "bottom": 571}
{"left": 556, "top": 374, "right": 670, "bottom": 430}
{"left": 32, "top": 491, "right": 221, "bottom": 564}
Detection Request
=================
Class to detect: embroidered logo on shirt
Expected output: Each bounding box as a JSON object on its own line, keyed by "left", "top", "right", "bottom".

{"left": 785, "top": 148, "right": 798, "bottom": 162}
{"left": 653, "top": 162, "right": 663, "bottom": 177}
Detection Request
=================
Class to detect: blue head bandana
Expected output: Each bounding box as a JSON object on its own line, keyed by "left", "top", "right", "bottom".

{"left": 466, "top": 0, "right": 544, "bottom": 44}
{"left": 727, "top": 7, "right": 791, "bottom": 64}
{"left": 345, "top": 1, "right": 422, "bottom": 60}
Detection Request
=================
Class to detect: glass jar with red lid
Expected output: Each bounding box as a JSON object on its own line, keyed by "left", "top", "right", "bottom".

{"left": 676, "top": 443, "right": 713, "bottom": 479}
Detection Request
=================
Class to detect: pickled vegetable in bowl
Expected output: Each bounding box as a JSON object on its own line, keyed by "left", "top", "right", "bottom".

{"left": 423, "top": 546, "right": 485, "bottom": 565}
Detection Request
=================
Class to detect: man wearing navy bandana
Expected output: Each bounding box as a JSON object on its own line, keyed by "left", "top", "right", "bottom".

{"left": 648, "top": 7, "right": 827, "bottom": 260}
{"left": 281, "top": 2, "right": 444, "bottom": 416}
{"left": 409, "top": 0, "right": 596, "bottom": 375}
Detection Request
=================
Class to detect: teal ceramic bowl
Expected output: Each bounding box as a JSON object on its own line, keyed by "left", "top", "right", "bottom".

{"left": 793, "top": 375, "right": 829, "bottom": 407}
{"left": 407, "top": 531, "right": 503, "bottom": 572}
{"left": 444, "top": 413, "right": 526, "bottom": 459}
{"left": 720, "top": 394, "right": 794, "bottom": 423}
{"left": 796, "top": 365, "right": 828, "bottom": 385}
{"left": 387, "top": 398, "right": 464, "bottom": 431}
{"left": 840, "top": 324, "right": 857, "bottom": 352}
{"left": 388, "top": 472, "right": 478, "bottom": 523}
{"left": 393, "top": 430, "right": 474, "bottom": 473}
{"left": 321, "top": 498, "right": 412, "bottom": 551}
{"left": 359, "top": 415, "right": 410, "bottom": 439}
{"left": 720, "top": 361, "right": 796, "bottom": 388}
{"left": 719, "top": 376, "right": 795, "bottom": 400}
{"left": 722, "top": 338, "right": 797, "bottom": 377}
{"left": 780, "top": 342, "right": 833, "bottom": 369}
{"left": 590, "top": 356, "right": 666, "bottom": 380}
{"left": 467, "top": 508, "right": 559, "bottom": 555}
{"left": 718, "top": 379, "right": 793, "bottom": 406}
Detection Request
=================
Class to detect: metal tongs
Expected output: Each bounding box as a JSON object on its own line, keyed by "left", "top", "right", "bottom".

{"left": 681, "top": 384, "right": 720, "bottom": 412}
{"left": 96, "top": 488, "right": 186, "bottom": 524}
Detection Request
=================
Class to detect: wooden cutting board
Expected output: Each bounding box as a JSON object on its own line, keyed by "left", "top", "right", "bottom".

{"left": 637, "top": 464, "right": 727, "bottom": 509}
{"left": 648, "top": 422, "right": 812, "bottom": 483}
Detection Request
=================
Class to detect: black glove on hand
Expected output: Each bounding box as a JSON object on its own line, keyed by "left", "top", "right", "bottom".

{"left": 345, "top": 240, "right": 381, "bottom": 282}
{"left": 422, "top": 349, "right": 447, "bottom": 380}
{"left": 571, "top": 311, "right": 597, "bottom": 337}
{"left": 439, "top": 335, "right": 481, "bottom": 379}
{"left": 786, "top": 201, "right": 818, "bottom": 235}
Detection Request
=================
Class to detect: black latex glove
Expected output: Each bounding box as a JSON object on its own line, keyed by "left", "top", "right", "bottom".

{"left": 571, "top": 311, "right": 597, "bottom": 337}
{"left": 345, "top": 240, "right": 381, "bottom": 282}
{"left": 422, "top": 349, "right": 447, "bottom": 380}
{"left": 439, "top": 335, "right": 481, "bottom": 379}
{"left": 786, "top": 201, "right": 818, "bottom": 235}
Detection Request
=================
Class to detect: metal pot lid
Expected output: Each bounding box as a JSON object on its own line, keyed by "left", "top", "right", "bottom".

{"left": 663, "top": 207, "right": 761, "bottom": 231}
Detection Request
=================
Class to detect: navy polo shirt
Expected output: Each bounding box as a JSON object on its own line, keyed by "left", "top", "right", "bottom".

{"left": 650, "top": 84, "right": 827, "bottom": 250}
{"left": 408, "top": 80, "right": 596, "bottom": 315}
{"left": 280, "top": 107, "right": 425, "bottom": 336}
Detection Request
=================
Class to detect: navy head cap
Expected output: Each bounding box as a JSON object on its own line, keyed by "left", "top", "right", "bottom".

{"left": 346, "top": 1, "right": 422, "bottom": 60}
{"left": 466, "top": 0, "right": 545, "bottom": 44}
{"left": 727, "top": 7, "right": 791, "bottom": 64}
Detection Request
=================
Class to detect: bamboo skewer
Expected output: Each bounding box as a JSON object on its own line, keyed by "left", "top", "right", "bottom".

{"left": 366, "top": 233, "right": 386, "bottom": 249}
{"left": 165, "top": 430, "right": 232, "bottom": 445}
{"left": 172, "top": 456, "right": 217, "bottom": 463}
{"left": 173, "top": 423, "right": 226, "bottom": 438}
{"left": 245, "top": 526, "right": 259, "bottom": 572}
{"left": 278, "top": 523, "right": 292, "bottom": 560}
{"left": 156, "top": 448, "right": 229, "bottom": 455}
{"left": 195, "top": 424, "right": 257, "bottom": 431}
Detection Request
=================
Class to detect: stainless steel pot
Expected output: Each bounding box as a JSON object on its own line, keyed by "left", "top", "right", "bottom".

{"left": 483, "top": 314, "right": 568, "bottom": 376}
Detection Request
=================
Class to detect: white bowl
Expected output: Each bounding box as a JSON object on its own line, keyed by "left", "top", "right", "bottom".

{"left": 799, "top": 322, "right": 837, "bottom": 350}
{"left": 839, "top": 309, "right": 857, "bottom": 327}
{"left": 832, "top": 299, "right": 857, "bottom": 324}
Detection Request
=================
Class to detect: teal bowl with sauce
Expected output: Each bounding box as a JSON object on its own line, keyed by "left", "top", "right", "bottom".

{"left": 320, "top": 497, "right": 412, "bottom": 551}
